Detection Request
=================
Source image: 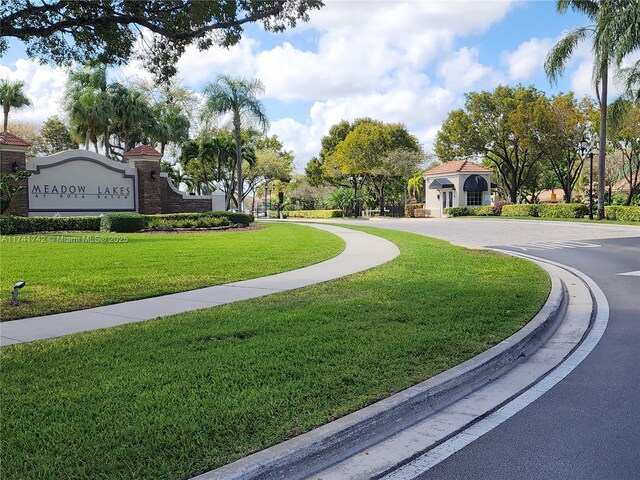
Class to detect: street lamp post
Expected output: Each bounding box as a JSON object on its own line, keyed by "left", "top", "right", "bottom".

{"left": 353, "top": 174, "right": 364, "bottom": 218}
{"left": 264, "top": 184, "right": 269, "bottom": 218}
{"left": 589, "top": 152, "right": 594, "bottom": 220}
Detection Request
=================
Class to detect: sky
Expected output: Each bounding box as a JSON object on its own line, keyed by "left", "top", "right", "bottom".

{"left": 0, "top": 0, "right": 634, "bottom": 170}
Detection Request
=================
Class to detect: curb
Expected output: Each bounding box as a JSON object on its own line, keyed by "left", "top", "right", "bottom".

{"left": 194, "top": 270, "right": 567, "bottom": 480}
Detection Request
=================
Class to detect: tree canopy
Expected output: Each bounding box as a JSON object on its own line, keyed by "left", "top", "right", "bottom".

{"left": 1, "top": 0, "right": 323, "bottom": 82}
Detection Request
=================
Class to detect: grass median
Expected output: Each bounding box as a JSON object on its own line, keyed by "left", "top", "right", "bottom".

{"left": 0, "top": 226, "right": 550, "bottom": 480}
{"left": 0, "top": 223, "right": 344, "bottom": 320}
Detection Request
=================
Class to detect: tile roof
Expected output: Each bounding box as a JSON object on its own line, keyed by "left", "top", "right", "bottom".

{"left": 124, "top": 145, "right": 162, "bottom": 158}
{"left": 424, "top": 159, "right": 493, "bottom": 176}
{"left": 0, "top": 131, "right": 31, "bottom": 147}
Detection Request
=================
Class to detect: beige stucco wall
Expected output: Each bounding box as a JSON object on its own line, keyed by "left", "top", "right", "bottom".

{"left": 424, "top": 172, "right": 492, "bottom": 217}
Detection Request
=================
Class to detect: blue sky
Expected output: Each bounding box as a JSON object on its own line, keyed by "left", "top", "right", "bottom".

{"left": 1, "top": 0, "right": 627, "bottom": 168}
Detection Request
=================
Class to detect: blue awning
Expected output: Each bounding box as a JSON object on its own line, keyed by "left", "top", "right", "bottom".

{"left": 463, "top": 175, "right": 488, "bottom": 192}
{"left": 428, "top": 178, "right": 454, "bottom": 189}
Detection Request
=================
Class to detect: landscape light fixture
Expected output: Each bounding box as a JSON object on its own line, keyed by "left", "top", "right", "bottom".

{"left": 579, "top": 137, "right": 588, "bottom": 156}
{"left": 11, "top": 161, "right": 18, "bottom": 173}
{"left": 12, "top": 281, "right": 26, "bottom": 304}
{"left": 150, "top": 170, "right": 156, "bottom": 180}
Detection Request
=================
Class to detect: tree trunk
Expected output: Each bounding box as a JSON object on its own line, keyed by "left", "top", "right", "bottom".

{"left": 379, "top": 187, "right": 385, "bottom": 217}
{"left": 234, "top": 112, "right": 243, "bottom": 212}
{"left": 85, "top": 129, "right": 91, "bottom": 150}
{"left": 598, "top": 72, "right": 608, "bottom": 220}
{"left": 3, "top": 107, "right": 9, "bottom": 132}
{"left": 104, "top": 126, "right": 110, "bottom": 158}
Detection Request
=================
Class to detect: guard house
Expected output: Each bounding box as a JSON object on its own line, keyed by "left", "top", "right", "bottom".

{"left": 423, "top": 160, "right": 494, "bottom": 217}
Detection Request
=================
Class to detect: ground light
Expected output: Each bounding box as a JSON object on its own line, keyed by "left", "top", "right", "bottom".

{"left": 12, "top": 281, "right": 25, "bottom": 304}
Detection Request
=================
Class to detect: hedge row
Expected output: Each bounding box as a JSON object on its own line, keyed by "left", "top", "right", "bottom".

{"left": 0, "top": 216, "right": 101, "bottom": 235}
{"left": 285, "top": 210, "right": 343, "bottom": 219}
{"left": 405, "top": 203, "right": 425, "bottom": 218}
{"left": 501, "top": 204, "right": 539, "bottom": 217}
{"left": 604, "top": 205, "right": 640, "bottom": 222}
{"left": 538, "top": 203, "right": 588, "bottom": 218}
{"left": 101, "top": 211, "right": 254, "bottom": 232}
{"left": 443, "top": 206, "right": 495, "bottom": 217}
{"left": 413, "top": 208, "right": 431, "bottom": 218}
{"left": 0, "top": 211, "right": 254, "bottom": 234}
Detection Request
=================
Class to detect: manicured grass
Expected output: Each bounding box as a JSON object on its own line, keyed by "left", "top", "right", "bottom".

{"left": 0, "top": 223, "right": 344, "bottom": 320}
{"left": 0, "top": 226, "right": 550, "bottom": 480}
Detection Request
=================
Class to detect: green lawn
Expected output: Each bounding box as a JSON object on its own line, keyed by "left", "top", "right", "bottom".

{"left": 0, "top": 223, "right": 344, "bottom": 320}
{"left": 0, "top": 226, "right": 550, "bottom": 480}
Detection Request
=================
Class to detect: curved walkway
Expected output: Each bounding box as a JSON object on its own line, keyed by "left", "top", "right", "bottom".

{"left": 0, "top": 223, "right": 399, "bottom": 346}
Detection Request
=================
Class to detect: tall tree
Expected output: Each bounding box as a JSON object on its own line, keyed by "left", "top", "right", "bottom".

{"left": 35, "top": 116, "right": 78, "bottom": 155}
{"left": 435, "top": 85, "right": 548, "bottom": 203}
{"left": 545, "top": 0, "right": 619, "bottom": 219}
{"left": 109, "top": 83, "right": 154, "bottom": 155}
{"left": 535, "top": 93, "right": 593, "bottom": 203}
{"left": 64, "top": 66, "right": 110, "bottom": 152}
{"left": 0, "top": 79, "right": 31, "bottom": 132}
{"left": 202, "top": 75, "right": 268, "bottom": 212}
{"left": 609, "top": 97, "right": 640, "bottom": 205}
{"left": 2, "top": 1, "right": 323, "bottom": 82}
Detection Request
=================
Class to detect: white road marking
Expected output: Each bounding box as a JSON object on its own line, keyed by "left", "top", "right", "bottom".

{"left": 616, "top": 270, "right": 640, "bottom": 277}
{"left": 382, "top": 253, "right": 609, "bottom": 480}
{"left": 503, "top": 241, "right": 601, "bottom": 252}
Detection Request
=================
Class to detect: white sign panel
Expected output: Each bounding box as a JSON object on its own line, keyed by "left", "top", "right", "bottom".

{"left": 28, "top": 151, "right": 137, "bottom": 213}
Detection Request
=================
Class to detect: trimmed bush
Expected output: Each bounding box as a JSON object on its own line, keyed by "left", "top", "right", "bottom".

{"left": 538, "top": 203, "right": 588, "bottom": 219}
{"left": 146, "top": 216, "right": 230, "bottom": 230}
{"left": 475, "top": 206, "right": 496, "bottom": 216}
{"left": 604, "top": 205, "right": 640, "bottom": 222}
{"left": 405, "top": 203, "right": 425, "bottom": 218}
{"left": 144, "top": 211, "right": 253, "bottom": 227}
{"left": 286, "top": 210, "right": 343, "bottom": 219}
{"left": 0, "top": 215, "right": 101, "bottom": 235}
{"left": 100, "top": 213, "right": 146, "bottom": 233}
{"left": 501, "top": 204, "right": 539, "bottom": 217}
{"left": 413, "top": 208, "right": 430, "bottom": 218}
{"left": 444, "top": 207, "right": 475, "bottom": 217}
{"left": 493, "top": 201, "right": 512, "bottom": 216}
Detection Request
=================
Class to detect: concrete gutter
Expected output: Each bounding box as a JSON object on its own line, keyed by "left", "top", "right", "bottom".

{"left": 193, "top": 270, "right": 567, "bottom": 480}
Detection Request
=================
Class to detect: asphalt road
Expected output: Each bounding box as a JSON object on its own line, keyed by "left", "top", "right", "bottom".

{"left": 414, "top": 236, "right": 640, "bottom": 480}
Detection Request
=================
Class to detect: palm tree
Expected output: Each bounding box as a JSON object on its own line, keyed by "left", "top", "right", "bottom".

{"left": 0, "top": 79, "right": 31, "bottom": 132}
{"left": 109, "top": 83, "right": 153, "bottom": 154}
{"left": 202, "top": 75, "right": 268, "bottom": 211}
{"left": 64, "top": 66, "right": 110, "bottom": 152}
{"left": 545, "top": 0, "right": 623, "bottom": 219}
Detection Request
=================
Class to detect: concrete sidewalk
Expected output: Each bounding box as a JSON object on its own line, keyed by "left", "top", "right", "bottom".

{"left": 0, "top": 223, "right": 399, "bottom": 346}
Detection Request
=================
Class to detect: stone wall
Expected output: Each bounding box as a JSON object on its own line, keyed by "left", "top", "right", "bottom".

{"left": 0, "top": 149, "right": 29, "bottom": 216}
{"left": 132, "top": 160, "right": 162, "bottom": 214}
{"left": 159, "top": 178, "right": 212, "bottom": 213}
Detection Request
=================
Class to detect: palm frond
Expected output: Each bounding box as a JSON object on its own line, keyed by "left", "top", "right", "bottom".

{"left": 545, "top": 27, "right": 590, "bottom": 85}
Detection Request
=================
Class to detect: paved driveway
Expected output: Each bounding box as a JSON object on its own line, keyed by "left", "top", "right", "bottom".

{"left": 337, "top": 217, "right": 639, "bottom": 248}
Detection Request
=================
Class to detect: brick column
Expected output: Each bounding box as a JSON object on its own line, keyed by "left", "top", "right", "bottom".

{"left": 125, "top": 145, "right": 163, "bottom": 214}
{"left": 0, "top": 132, "right": 30, "bottom": 216}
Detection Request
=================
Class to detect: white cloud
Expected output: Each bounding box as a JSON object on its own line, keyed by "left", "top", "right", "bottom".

{"left": 502, "top": 37, "right": 554, "bottom": 81}
{"left": 438, "top": 47, "right": 504, "bottom": 91}
{"left": 0, "top": 59, "right": 68, "bottom": 125}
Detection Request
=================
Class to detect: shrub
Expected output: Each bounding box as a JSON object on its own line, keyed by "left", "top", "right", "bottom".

{"left": 501, "top": 204, "right": 538, "bottom": 217}
{"left": 405, "top": 203, "right": 425, "bottom": 218}
{"left": 100, "top": 213, "right": 146, "bottom": 232}
{"left": 145, "top": 216, "right": 230, "bottom": 230}
{"left": 0, "top": 215, "right": 101, "bottom": 235}
{"left": 413, "top": 208, "right": 430, "bottom": 218}
{"left": 604, "top": 205, "right": 640, "bottom": 222}
{"left": 475, "top": 206, "right": 495, "bottom": 216}
{"left": 286, "top": 210, "right": 343, "bottom": 219}
{"left": 493, "top": 201, "right": 512, "bottom": 216}
{"left": 444, "top": 207, "right": 475, "bottom": 217}
{"left": 538, "top": 203, "right": 588, "bottom": 219}
{"left": 145, "top": 211, "right": 253, "bottom": 226}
